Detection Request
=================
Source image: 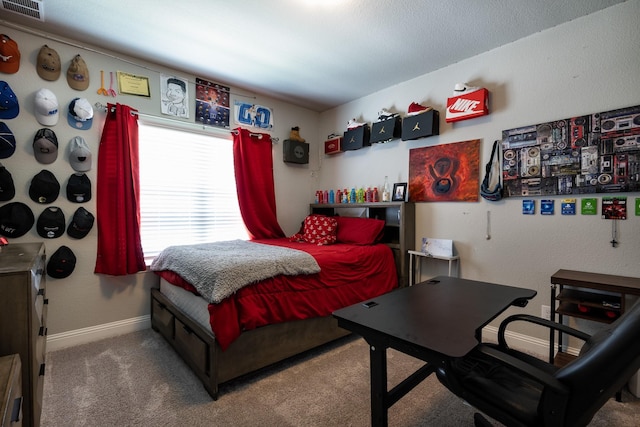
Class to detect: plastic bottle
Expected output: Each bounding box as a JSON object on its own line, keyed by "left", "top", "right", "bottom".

{"left": 357, "top": 186, "right": 365, "bottom": 203}
{"left": 336, "top": 189, "right": 342, "bottom": 204}
{"left": 373, "top": 187, "right": 379, "bottom": 202}
{"left": 382, "top": 176, "right": 390, "bottom": 202}
{"left": 365, "top": 187, "right": 372, "bottom": 202}
{"left": 350, "top": 188, "right": 356, "bottom": 203}
{"left": 323, "top": 190, "right": 329, "bottom": 204}
{"left": 329, "top": 189, "right": 335, "bottom": 204}
{"left": 342, "top": 189, "right": 349, "bottom": 203}
{"left": 315, "top": 191, "right": 320, "bottom": 204}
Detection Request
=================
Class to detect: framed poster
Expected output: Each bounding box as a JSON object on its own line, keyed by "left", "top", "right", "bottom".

{"left": 409, "top": 139, "right": 480, "bottom": 202}
{"left": 160, "top": 75, "right": 189, "bottom": 118}
{"left": 501, "top": 104, "right": 640, "bottom": 197}
{"left": 195, "top": 78, "right": 230, "bottom": 128}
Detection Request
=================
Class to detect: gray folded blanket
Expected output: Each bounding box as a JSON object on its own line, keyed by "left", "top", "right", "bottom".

{"left": 150, "top": 240, "right": 320, "bottom": 304}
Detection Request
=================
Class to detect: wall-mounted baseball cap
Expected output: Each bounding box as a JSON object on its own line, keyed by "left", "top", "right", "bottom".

{"left": 34, "top": 88, "right": 59, "bottom": 126}
{"left": 67, "top": 206, "right": 94, "bottom": 239}
{"left": 33, "top": 128, "right": 58, "bottom": 164}
{"left": 47, "top": 245, "right": 76, "bottom": 278}
{"left": 67, "top": 98, "right": 93, "bottom": 130}
{"left": 0, "top": 34, "right": 20, "bottom": 74}
{"left": 66, "top": 173, "right": 91, "bottom": 203}
{"left": 0, "top": 122, "right": 16, "bottom": 158}
{"left": 37, "top": 206, "right": 65, "bottom": 238}
{"left": 66, "top": 54, "right": 89, "bottom": 91}
{"left": 0, "top": 81, "right": 18, "bottom": 119}
{"left": 0, "top": 163, "right": 15, "bottom": 201}
{"left": 0, "top": 202, "right": 34, "bottom": 238}
{"left": 29, "top": 169, "right": 60, "bottom": 204}
{"left": 36, "top": 45, "right": 61, "bottom": 81}
{"left": 69, "top": 136, "right": 92, "bottom": 171}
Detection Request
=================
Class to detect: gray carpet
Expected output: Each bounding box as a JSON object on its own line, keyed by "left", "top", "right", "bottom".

{"left": 42, "top": 330, "right": 640, "bottom": 426}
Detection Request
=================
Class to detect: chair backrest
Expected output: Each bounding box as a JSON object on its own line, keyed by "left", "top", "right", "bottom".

{"left": 554, "top": 300, "right": 640, "bottom": 426}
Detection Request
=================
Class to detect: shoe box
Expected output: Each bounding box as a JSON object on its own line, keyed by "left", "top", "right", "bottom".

{"left": 342, "top": 124, "right": 371, "bottom": 150}
{"left": 324, "top": 135, "right": 343, "bottom": 154}
{"left": 401, "top": 109, "right": 440, "bottom": 141}
{"left": 283, "top": 139, "right": 309, "bottom": 164}
{"left": 370, "top": 116, "right": 401, "bottom": 143}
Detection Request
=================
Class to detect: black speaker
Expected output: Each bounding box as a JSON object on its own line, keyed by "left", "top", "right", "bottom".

{"left": 283, "top": 139, "right": 309, "bottom": 164}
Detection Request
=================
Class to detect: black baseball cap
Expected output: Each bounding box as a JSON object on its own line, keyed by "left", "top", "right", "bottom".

{"left": 47, "top": 245, "right": 76, "bottom": 279}
{"left": 66, "top": 173, "right": 91, "bottom": 203}
{"left": 29, "top": 169, "right": 60, "bottom": 204}
{"left": 36, "top": 206, "right": 65, "bottom": 238}
{"left": 0, "top": 164, "right": 15, "bottom": 201}
{"left": 67, "top": 207, "right": 94, "bottom": 239}
{"left": 0, "top": 122, "right": 16, "bottom": 159}
{"left": 0, "top": 202, "right": 34, "bottom": 238}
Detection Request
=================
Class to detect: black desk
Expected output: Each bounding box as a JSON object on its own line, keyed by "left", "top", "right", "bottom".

{"left": 333, "top": 276, "right": 536, "bottom": 427}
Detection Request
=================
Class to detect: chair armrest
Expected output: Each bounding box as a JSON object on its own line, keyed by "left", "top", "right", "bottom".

{"left": 497, "top": 314, "right": 591, "bottom": 348}
{"left": 476, "top": 345, "right": 569, "bottom": 396}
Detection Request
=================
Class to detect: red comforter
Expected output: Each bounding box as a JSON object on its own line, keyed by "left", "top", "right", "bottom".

{"left": 155, "top": 238, "right": 398, "bottom": 350}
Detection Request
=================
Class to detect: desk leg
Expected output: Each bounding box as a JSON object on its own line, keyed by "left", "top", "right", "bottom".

{"left": 369, "top": 343, "right": 388, "bottom": 427}
{"left": 409, "top": 253, "right": 414, "bottom": 286}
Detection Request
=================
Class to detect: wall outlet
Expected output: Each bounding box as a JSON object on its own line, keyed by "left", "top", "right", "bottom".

{"left": 541, "top": 305, "right": 551, "bottom": 320}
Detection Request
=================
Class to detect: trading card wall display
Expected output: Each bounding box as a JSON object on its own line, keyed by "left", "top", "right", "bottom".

{"left": 501, "top": 104, "right": 640, "bottom": 197}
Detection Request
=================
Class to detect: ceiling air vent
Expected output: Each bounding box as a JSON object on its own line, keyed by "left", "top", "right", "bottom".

{"left": 1, "top": 0, "right": 44, "bottom": 22}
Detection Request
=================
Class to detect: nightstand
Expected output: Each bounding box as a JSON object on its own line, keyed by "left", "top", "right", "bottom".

{"left": 408, "top": 250, "right": 460, "bottom": 286}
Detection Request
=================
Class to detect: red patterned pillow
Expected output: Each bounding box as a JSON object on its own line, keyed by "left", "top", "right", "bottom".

{"left": 294, "top": 214, "right": 337, "bottom": 245}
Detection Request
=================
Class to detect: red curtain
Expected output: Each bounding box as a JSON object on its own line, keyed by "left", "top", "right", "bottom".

{"left": 232, "top": 127, "right": 285, "bottom": 239}
{"left": 94, "top": 103, "right": 146, "bottom": 275}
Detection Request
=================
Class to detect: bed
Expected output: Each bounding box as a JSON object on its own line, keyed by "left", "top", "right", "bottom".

{"left": 150, "top": 211, "right": 409, "bottom": 399}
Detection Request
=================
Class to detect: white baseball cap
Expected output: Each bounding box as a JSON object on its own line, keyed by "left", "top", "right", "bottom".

{"left": 34, "top": 88, "right": 59, "bottom": 126}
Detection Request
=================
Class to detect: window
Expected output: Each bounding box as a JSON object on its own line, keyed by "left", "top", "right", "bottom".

{"left": 138, "top": 121, "right": 248, "bottom": 259}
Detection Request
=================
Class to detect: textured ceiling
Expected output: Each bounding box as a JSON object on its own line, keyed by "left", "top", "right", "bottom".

{"left": 0, "top": 0, "right": 625, "bottom": 111}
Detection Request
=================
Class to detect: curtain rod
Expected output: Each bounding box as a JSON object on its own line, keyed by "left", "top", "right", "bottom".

{"left": 95, "top": 102, "right": 278, "bottom": 142}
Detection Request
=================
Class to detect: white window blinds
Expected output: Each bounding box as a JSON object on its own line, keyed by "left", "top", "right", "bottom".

{"left": 138, "top": 121, "right": 248, "bottom": 259}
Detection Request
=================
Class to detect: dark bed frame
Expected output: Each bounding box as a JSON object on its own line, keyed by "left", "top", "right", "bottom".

{"left": 151, "top": 287, "right": 349, "bottom": 399}
{"left": 150, "top": 202, "right": 414, "bottom": 399}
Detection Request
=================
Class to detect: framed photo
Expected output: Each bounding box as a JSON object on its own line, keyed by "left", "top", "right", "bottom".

{"left": 392, "top": 182, "right": 407, "bottom": 201}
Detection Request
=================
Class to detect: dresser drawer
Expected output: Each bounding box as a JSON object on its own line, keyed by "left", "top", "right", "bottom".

{"left": 151, "top": 297, "right": 174, "bottom": 339}
{"left": 175, "top": 318, "right": 208, "bottom": 375}
{"left": 0, "top": 354, "right": 22, "bottom": 427}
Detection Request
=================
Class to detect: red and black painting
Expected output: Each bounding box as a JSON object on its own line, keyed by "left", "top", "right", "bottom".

{"left": 409, "top": 139, "right": 480, "bottom": 202}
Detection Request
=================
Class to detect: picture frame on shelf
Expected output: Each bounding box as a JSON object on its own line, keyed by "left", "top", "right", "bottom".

{"left": 392, "top": 182, "right": 407, "bottom": 201}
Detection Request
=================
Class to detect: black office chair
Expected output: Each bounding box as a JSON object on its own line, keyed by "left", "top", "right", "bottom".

{"left": 436, "top": 300, "right": 640, "bottom": 427}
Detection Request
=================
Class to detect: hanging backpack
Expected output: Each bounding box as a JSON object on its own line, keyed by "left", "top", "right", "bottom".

{"left": 480, "top": 140, "right": 503, "bottom": 201}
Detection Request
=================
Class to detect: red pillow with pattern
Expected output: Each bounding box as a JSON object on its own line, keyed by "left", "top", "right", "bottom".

{"left": 293, "top": 214, "right": 337, "bottom": 245}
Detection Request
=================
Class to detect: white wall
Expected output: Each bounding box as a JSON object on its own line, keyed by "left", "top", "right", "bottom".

{"left": 2, "top": 1, "right": 638, "bottom": 345}
{"left": 316, "top": 1, "right": 640, "bottom": 338}
{"left": 0, "top": 23, "right": 319, "bottom": 338}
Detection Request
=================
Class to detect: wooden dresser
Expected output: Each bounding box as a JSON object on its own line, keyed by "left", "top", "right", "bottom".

{"left": 0, "top": 354, "right": 22, "bottom": 427}
{"left": 0, "top": 243, "right": 47, "bottom": 427}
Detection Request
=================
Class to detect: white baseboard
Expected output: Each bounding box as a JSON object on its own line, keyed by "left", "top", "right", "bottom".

{"left": 46, "top": 315, "right": 151, "bottom": 352}
{"left": 46, "top": 316, "right": 581, "bottom": 359}
{"left": 483, "top": 325, "right": 580, "bottom": 358}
